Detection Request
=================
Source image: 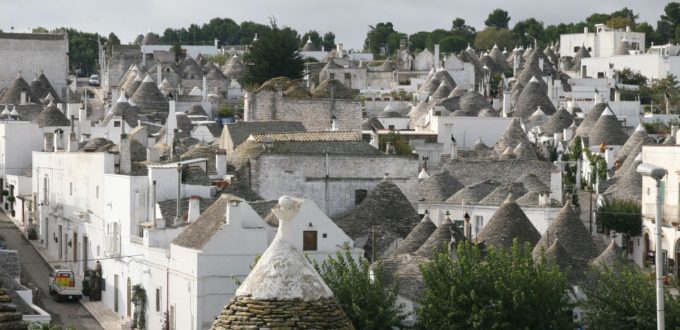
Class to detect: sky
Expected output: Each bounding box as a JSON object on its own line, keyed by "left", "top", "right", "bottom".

{"left": 0, "top": 0, "right": 672, "bottom": 49}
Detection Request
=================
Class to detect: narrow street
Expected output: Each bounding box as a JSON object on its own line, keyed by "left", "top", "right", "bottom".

{"left": 0, "top": 213, "right": 102, "bottom": 329}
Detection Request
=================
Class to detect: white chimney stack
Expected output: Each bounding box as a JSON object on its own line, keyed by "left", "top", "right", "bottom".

{"left": 215, "top": 150, "right": 227, "bottom": 178}
{"left": 563, "top": 127, "right": 573, "bottom": 141}
{"left": 539, "top": 58, "right": 544, "bottom": 71}
{"left": 434, "top": 44, "right": 440, "bottom": 69}
{"left": 67, "top": 132, "right": 78, "bottom": 152}
{"left": 336, "top": 43, "right": 344, "bottom": 55}
{"left": 503, "top": 91, "right": 512, "bottom": 116}
{"left": 187, "top": 196, "right": 200, "bottom": 223}
{"left": 20, "top": 91, "right": 26, "bottom": 105}
{"left": 43, "top": 133, "right": 54, "bottom": 152}
{"left": 54, "top": 130, "right": 64, "bottom": 151}
{"left": 202, "top": 76, "right": 208, "bottom": 101}
{"left": 166, "top": 100, "right": 177, "bottom": 143}
{"left": 119, "top": 134, "right": 132, "bottom": 174}
{"left": 147, "top": 148, "right": 160, "bottom": 163}
{"left": 156, "top": 64, "right": 162, "bottom": 86}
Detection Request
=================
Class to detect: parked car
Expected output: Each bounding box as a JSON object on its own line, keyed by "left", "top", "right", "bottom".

{"left": 49, "top": 267, "right": 82, "bottom": 301}
{"left": 88, "top": 74, "right": 100, "bottom": 87}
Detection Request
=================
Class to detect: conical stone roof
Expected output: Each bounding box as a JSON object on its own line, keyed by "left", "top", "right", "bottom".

{"left": 223, "top": 55, "right": 245, "bottom": 79}
{"left": 125, "top": 74, "right": 143, "bottom": 97}
{"left": 533, "top": 202, "right": 597, "bottom": 261}
{"left": 540, "top": 239, "right": 589, "bottom": 285}
{"left": 445, "top": 180, "right": 500, "bottom": 205}
{"left": 539, "top": 106, "right": 574, "bottom": 136}
{"left": 417, "top": 170, "right": 463, "bottom": 202}
{"left": 335, "top": 180, "right": 421, "bottom": 257}
{"left": 514, "top": 77, "right": 556, "bottom": 119}
{"left": 493, "top": 117, "right": 530, "bottom": 154}
{"left": 575, "top": 103, "right": 607, "bottom": 137}
{"left": 614, "top": 124, "right": 647, "bottom": 162}
{"left": 515, "top": 173, "right": 549, "bottom": 193}
{"left": 130, "top": 75, "right": 168, "bottom": 114}
{"left": 0, "top": 73, "right": 32, "bottom": 105}
{"left": 37, "top": 101, "right": 71, "bottom": 127}
{"left": 477, "top": 194, "right": 541, "bottom": 250}
{"left": 479, "top": 183, "right": 528, "bottom": 206}
{"left": 186, "top": 104, "right": 208, "bottom": 116}
{"left": 591, "top": 240, "right": 625, "bottom": 268}
{"left": 570, "top": 46, "right": 591, "bottom": 71}
{"left": 430, "top": 80, "right": 453, "bottom": 100}
{"left": 301, "top": 38, "right": 318, "bottom": 51}
{"left": 434, "top": 70, "right": 457, "bottom": 89}
{"left": 588, "top": 106, "right": 629, "bottom": 146}
{"left": 415, "top": 217, "right": 465, "bottom": 259}
{"left": 32, "top": 72, "right": 61, "bottom": 103}
{"left": 391, "top": 213, "right": 437, "bottom": 256}
{"left": 513, "top": 141, "right": 538, "bottom": 160}
{"left": 604, "top": 160, "right": 642, "bottom": 202}
{"left": 211, "top": 196, "right": 353, "bottom": 329}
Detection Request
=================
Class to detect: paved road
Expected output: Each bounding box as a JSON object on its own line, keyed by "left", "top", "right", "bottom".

{"left": 0, "top": 214, "right": 102, "bottom": 329}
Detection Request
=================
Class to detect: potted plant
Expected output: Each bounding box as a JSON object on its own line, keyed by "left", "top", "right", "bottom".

{"left": 216, "top": 106, "right": 235, "bottom": 124}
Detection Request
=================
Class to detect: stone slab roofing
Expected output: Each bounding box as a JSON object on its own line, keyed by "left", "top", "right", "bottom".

{"left": 222, "top": 121, "right": 306, "bottom": 152}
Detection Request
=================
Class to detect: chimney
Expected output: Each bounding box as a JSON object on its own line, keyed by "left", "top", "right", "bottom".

{"left": 202, "top": 76, "right": 208, "bottom": 101}
{"left": 67, "top": 132, "right": 78, "bottom": 152}
{"left": 150, "top": 180, "right": 162, "bottom": 228}
{"left": 672, "top": 125, "right": 679, "bottom": 140}
{"left": 604, "top": 147, "right": 614, "bottom": 169}
{"left": 147, "top": 148, "right": 160, "bottom": 162}
{"left": 43, "top": 133, "right": 54, "bottom": 152}
{"left": 502, "top": 91, "right": 512, "bottom": 116}
{"left": 584, "top": 27, "right": 588, "bottom": 34}
{"left": 369, "top": 131, "right": 379, "bottom": 149}
{"left": 553, "top": 132, "right": 563, "bottom": 142}
{"left": 215, "top": 150, "right": 227, "bottom": 178}
{"left": 79, "top": 105, "right": 86, "bottom": 122}
{"left": 563, "top": 127, "right": 573, "bottom": 141}
{"left": 434, "top": 44, "right": 440, "bottom": 69}
{"left": 214, "top": 38, "right": 219, "bottom": 47}
{"left": 451, "top": 136, "right": 459, "bottom": 160}
{"left": 156, "top": 64, "right": 162, "bottom": 87}
{"left": 20, "top": 91, "right": 26, "bottom": 105}
{"left": 463, "top": 213, "right": 471, "bottom": 240}
{"left": 187, "top": 196, "right": 200, "bottom": 222}
{"left": 614, "top": 89, "right": 621, "bottom": 102}
{"left": 119, "top": 134, "right": 132, "bottom": 174}
{"left": 539, "top": 57, "right": 544, "bottom": 71}
{"left": 54, "top": 129, "right": 64, "bottom": 151}
{"left": 337, "top": 43, "right": 344, "bottom": 56}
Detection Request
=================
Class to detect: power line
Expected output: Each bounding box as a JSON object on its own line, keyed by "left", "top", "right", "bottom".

{"left": 19, "top": 254, "right": 144, "bottom": 266}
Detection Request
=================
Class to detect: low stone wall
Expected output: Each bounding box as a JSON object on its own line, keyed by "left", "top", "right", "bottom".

{"left": 211, "top": 295, "right": 354, "bottom": 329}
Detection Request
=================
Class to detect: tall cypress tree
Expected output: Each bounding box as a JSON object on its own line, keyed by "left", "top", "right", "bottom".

{"left": 242, "top": 19, "right": 304, "bottom": 87}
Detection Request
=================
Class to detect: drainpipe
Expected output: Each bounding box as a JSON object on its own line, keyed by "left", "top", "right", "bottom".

{"left": 324, "top": 150, "right": 329, "bottom": 215}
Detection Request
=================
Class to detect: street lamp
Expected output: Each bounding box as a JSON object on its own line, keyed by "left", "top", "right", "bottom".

{"left": 637, "top": 162, "right": 668, "bottom": 330}
{"left": 463, "top": 212, "right": 471, "bottom": 240}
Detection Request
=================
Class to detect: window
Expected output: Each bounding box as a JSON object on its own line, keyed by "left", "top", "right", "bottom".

{"left": 597, "top": 72, "right": 605, "bottom": 78}
{"left": 344, "top": 73, "right": 351, "bottom": 80}
{"left": 453, "top": 220, "right": 465, "bottom": 233}
{"left": 303, "top": 231, "right": 318, "bottom": 251}
{"left": 114, "top": 121, "right": 121, "bottom": 127}
{"left": 155, "top": 288, "right": 161, "bottom": 312}
{"left": 573, "top": 46, "right": 580, "bottom": 52}
{"left": 631, "top": 42, "right": 640, "bottom": 50}
{"left": 329, "top": 73, "right": 335, "bottom": 79}
{"left": 388, "top": 125, "right": 395, "bottom": 130}
{"left": 355, "top": 190, "right": 368, "bottom": 205}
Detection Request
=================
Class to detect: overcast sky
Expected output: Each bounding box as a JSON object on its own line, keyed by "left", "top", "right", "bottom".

{"left": 0, "top": 0, "right": 671, "bottom": 49}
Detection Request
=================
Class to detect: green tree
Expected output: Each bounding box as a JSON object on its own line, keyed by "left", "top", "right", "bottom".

{"left": 634, "top": 22, "right": 656, "bottom": 48}
{"left": 59, "top": 28, "right": 101, "bottom": 76}
{"left": 582, "top": 262, "right": 680, "bottom": 329}
{"left": 241, "top": 19, "right": 304, "bottom": 87}
{"left": 425, "top": 29, "right": 451, "bottom": 51}
{"left": 32, "top": 27, "right": 49, "bottom": 33}
{"left": 439, "top": 35, "right": 467, "bottom": 53}
{"left": 408, "top": 31, "right": 430, "bottom": 52}
{"left": 474, "top": 27, "right": 516, "bottom": 51}
{"left": 451, "top": 18, "right": 476, "bottom": 44}
{"left": 615, "top": 68, "right": 648, "bottom": 86}
{"left": 485, "top": 9, "right": 511, "bottom": 29}
{"left": 322, "top": 32, "right": 336, "bottom": 51}
{"left": 417, "top": 240, "right": 573, "bottom": 329}
{"left": 170, "top": 41, "right": 184, "bottom": 62}
{"left": 364, "top": 22, "right": 401, "bottom": 56}
{"left": 513, "top": 18, "right": 545, "bottom": 47}
{"left": 314, "top": 250, "right": 408, "bottom": 330}
{"left": 301, "top": 30, "right": 321, "bottom": 49}
{"left": 105, "top": 32, "right": 120, "bottom": 57}
{"left": 596, "top": 199, "right": 642, "bottom": 251}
